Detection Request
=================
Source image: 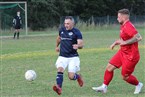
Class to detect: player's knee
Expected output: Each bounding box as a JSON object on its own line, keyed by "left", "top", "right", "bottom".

{"left": 121, "top": 71, "right": 130, "bottom": 80}
{"left": 106, "top": 63, "right": 116, "bottom": 72}
{"left": 57, "top": 67, "right": 64, "bottom": 72}
{"left": 122, "top": 74, "right": 129, "bottom": 81}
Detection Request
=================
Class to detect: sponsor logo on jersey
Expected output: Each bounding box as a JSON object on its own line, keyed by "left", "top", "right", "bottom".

{"left": 68, "top": 32, "right": 73, "bottom": 36}
{"left": 61, "top": 31, "right": 64, "bottom": 34}
{"left": 61, "top": 37, "right": 72, "bottom": 40}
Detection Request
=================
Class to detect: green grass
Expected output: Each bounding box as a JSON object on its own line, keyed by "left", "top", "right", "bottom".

{"left": 0, "top": 26, "right": 145, "bottom": 97}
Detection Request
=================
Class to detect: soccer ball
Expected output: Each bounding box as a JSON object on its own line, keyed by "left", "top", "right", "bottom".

{"left": 25, "top": 70, "right": 37, "bottom": 81}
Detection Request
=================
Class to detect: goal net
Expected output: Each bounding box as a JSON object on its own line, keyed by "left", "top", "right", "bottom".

{"left": 0, "top": 1, "right": 27, "bottom": 36}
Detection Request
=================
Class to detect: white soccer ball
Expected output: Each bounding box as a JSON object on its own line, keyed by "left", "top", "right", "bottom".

{"left": 25, "top": 70, "right": 37, "bottom": 81}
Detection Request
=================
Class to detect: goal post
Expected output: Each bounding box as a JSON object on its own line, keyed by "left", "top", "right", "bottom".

{"left": 0, "top": 1, "right": 28, "bottom": 35}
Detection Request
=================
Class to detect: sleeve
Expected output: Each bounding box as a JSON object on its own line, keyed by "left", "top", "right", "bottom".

{"left": 58, "top": 27, "right": 63, "bottom": 36}
{"left": 76, "top": 29, "right": 83, "bottom": 39}
{"left": 124, "top": 23, "right": 138, "bottom": 37}
{"left": 13, "top": 17, "right": 16, "bottom": 25}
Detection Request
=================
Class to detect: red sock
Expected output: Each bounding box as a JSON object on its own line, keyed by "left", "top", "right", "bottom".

{"left": 103, "top": 70, "right": 114, "bottom": 85}
{"left": 125, "top": 75, "right": 139, "bottom": 86}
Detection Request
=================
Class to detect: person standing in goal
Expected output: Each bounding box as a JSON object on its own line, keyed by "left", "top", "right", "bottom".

{"left": 53, "top": 16, "right": 84, "bottom": 95}
{"left": 92, "top": 9, "right": 143, "bottom": 94}
{"left": 13, "top": 10, "right": 22, "bottom": 39}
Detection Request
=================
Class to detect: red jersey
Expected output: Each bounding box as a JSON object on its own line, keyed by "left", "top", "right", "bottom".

{"left": 120, "top": 20, "right": 140, "bottom": 61}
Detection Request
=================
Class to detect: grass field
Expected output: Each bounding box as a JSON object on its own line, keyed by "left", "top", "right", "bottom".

{"left": 0, "top": 25, "right": 145, "bottom": 97}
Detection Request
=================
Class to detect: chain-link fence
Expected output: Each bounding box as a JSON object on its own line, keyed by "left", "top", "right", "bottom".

{"left": 60, "top": 15, "right": 145, "bottom": 26}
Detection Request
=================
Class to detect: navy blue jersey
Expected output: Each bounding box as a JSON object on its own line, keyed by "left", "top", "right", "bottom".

{"left": 59, "top": 27, "right": 83, "bottom": 57}
{"left": 13, "top": 16, "right": 22, "bottom": 29}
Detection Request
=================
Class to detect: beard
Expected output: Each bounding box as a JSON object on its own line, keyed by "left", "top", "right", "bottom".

{"left": 119, "top": 21, "right": 123, "bottom": 25}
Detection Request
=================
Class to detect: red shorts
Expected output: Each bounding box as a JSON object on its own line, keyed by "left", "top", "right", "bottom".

{"left": 109, "top": 50, "right": 139, "bottom": 76}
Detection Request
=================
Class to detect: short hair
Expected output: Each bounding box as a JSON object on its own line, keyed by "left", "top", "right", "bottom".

{"left": 118, "top": 9, "right": 130, "bottom": 15}
{"left": 17, "top": 10, "right": 20, "bottom": 12}
{"left": 65, "top": 16, "right": 75, "bottom": 23}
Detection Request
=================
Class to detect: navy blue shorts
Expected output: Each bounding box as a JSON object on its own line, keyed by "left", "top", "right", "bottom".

{"left": 14, "top": 25, "right": 21, "bottom": 29}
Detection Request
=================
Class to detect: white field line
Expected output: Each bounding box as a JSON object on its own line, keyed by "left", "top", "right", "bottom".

{"left": 0, "top": 33, "right": 57, "bottom": 39}
{"left": 1, "top": 45, "right": 145, "bottom": 60}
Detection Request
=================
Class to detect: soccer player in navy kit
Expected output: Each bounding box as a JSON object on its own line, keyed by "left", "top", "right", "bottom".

{"left": 13, "top": 11, "right": 22, "bottom": 39}
{"left": 53, "top": 16, "right": 84, "bottom": 95}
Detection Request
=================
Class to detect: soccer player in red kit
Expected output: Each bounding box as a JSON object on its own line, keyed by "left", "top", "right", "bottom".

{"left": 92, "top": 9, "right": 143, "bottom": 94}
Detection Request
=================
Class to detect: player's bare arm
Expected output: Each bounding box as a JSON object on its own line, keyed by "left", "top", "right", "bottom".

{"left": 56, "top": 35, "right": 60, "bottom": 52}
{"left": 119, "top": 33, "right": 142, "bottom": 45}
{"left": 73, "top": 39, "right": 83, "bottom": 49}
{"left": 110, "top": 39, "right": 120, "bottom": 50}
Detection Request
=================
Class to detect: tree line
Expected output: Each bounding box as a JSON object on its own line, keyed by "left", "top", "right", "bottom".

{"left": 1, "top": 0, "right": 145, "bottom": 30}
